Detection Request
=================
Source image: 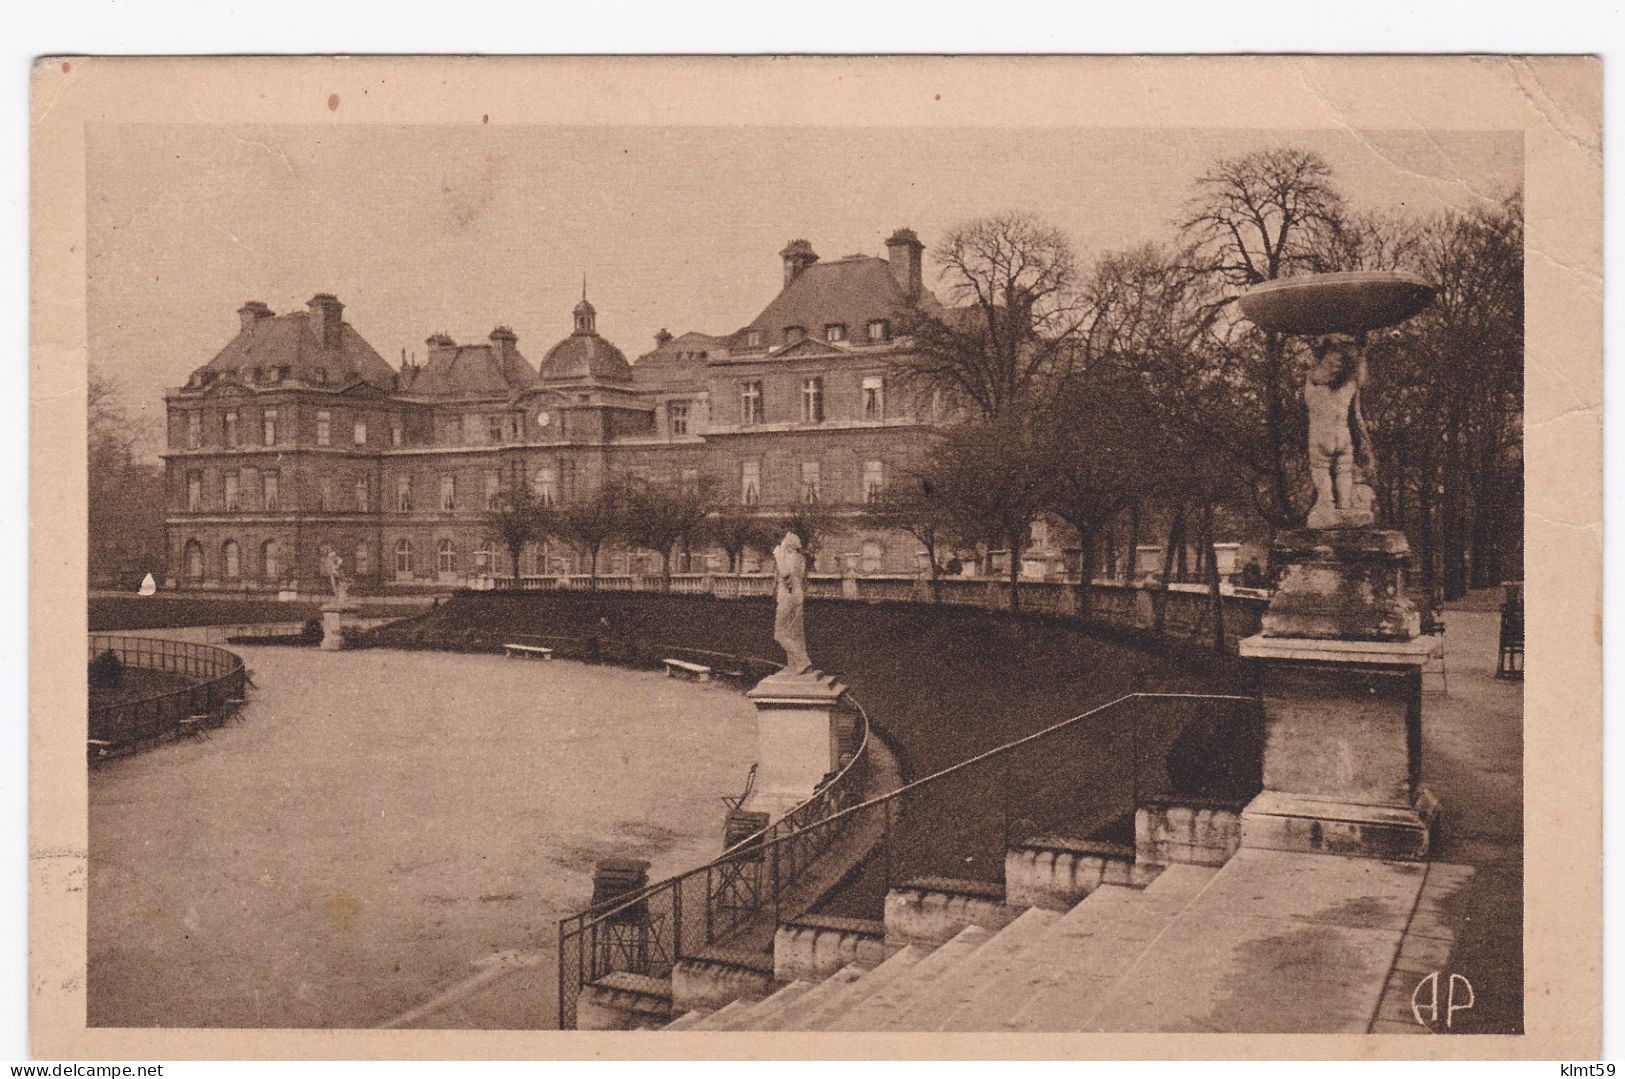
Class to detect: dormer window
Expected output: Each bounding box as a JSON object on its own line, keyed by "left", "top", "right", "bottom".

{"left": 746, "top": 330, "right": 763, "bottom": 348}
{"left": 825, "top": 323, "right": 847, "bottom": 342}
{"left": 784, "top": 326, "right": 805, "bottom": 345}
{"left": 868, "top": 319, "right": 890, "bottom": 342}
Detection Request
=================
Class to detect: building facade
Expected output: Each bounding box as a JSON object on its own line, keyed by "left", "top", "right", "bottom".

{"left": 162, "top": 229, "right": 948, "bottom": 592}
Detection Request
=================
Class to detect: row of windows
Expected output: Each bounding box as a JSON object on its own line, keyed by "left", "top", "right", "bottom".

{"left": 182, "top": 374, "right": 889, "bottom": 452}
{"left": 182, "top": 538, "right": 290, "bottom": 580}
{"left": 188, "top": 457, "right": 882, "bottom": 514}
{"left": 737, "top": 376, "right": 885, "bottom": 427}
{"left": 185, "top": 407, "right": 407, "bottom": 450}
{"left": 184, "top": 466, "right": 587, "bottom": 515}
{"left": 739, "top": 458, "right": 885, "bottom": 505}
{"left": 186, "top": 469, "right": 283, "bottom": 512}
{"left": 184, "top": 532, "right": 900, "bottom": 582}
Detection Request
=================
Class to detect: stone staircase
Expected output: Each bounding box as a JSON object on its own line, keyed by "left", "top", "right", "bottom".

{"left": 660, "top": 847, "right": 1463, "bottom": 1034}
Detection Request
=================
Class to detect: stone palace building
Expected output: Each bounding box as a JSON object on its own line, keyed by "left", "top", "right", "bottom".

{"left": 162, "top": 228, "right": 957, "bottom": 593}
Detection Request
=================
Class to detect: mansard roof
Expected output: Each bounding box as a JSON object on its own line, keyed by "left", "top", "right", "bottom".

{"left": 631, "top": 331, "right": 724, "bottom": 390}
{"left": 400, "top": 338, "right": 538, "bottom": 398}
{"left": 733, "top": 255, "right": 940, "bottom": 350}
{"left": 189, "top": 310, "right": 398, "bottom": 391}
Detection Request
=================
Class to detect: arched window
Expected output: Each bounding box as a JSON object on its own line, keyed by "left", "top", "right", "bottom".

{"left": 438, "top": 538, "right": 457, "bottom": 573}
{"left": 184, "top": 540, "right": 204, "bottom": 580}
{"left": 222, "top": 540, "right": 241, "bottom": 578}
{"left": 476, "top": 539, "right": 498, "bottom": 575}
{"left": 260, "top": 540, "right": 280, "bottom": 581}
{"left": 394, "top": 538, "right": 413, "bottom": 575}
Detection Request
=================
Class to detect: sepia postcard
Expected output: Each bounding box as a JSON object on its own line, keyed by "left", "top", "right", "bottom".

{"left": 30, "top": 55, "right": 1600, "bottom": 1060}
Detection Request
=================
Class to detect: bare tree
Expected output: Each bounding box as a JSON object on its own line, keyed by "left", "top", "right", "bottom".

{"left": 895, "top": 212, "right": 1084, "bottom": 422}
{"left": 1040, "top": 368, "right": 1157, "bottom": 617}
{"left": 927, "top": 418, "right": 1054, "bottom": 613}
{"left": 554, "top": 483, "right": 630, "bottom": 589}
{"left": 701, "top": 509, "right": 775, "bottom": 574}
{"left": 868, "top": 470, "right": 967, "bottom": 604}
{"left": 1180, "top": 147, "right": 1349, "bottom": 528}
{"left": 620, "top": 474, "right": 721, "bottom": 590}
{"left": 482, "top": 486, "right": 554, "bottom": 586}
{"left": 89, "top": 368, "right": 165, "bottom": 588}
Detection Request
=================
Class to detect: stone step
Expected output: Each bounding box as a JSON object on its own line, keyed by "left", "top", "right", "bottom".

{"left": 662, "top": 1009, "right": 710, "bottom": 1031}
{"left": 778, "top": 946, "right": 926, "bottom": 1031}
{"left": 1080, "top": 848, "right": 1427, "bottom": 1033}
{"left": 685, "top": 997, "right": 753, "bottom": 1031}
{"left": 733, "top": 966, "right": 866, "bottom": 1031}
{"left": 931, "top": 883, "right": 1147, "bottom": 1031}
{"left": 879, "top": 906, "right": 1064, "bottom": 1031}
{"left": 1005, "top": 863, "right": 1220, "bottom": 1031}
{"left": 820, "top": 924, "right": 994, "bottom": 1031}
{"left": 713, "top": 980, "right": 813, "bottom": 1031}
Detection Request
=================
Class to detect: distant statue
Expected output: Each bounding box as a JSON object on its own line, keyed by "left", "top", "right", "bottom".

{"left": 1240, "top": 559, "right": 1265, "bottom": 590}
{"left": 1305, "top": 335, "right": 1378, "bottom": 529}
{"left": 325, "top": 548, "right": 349, "bottom": 603}
{"left": 772, "top": 532, "right": 812, "bottom": 676}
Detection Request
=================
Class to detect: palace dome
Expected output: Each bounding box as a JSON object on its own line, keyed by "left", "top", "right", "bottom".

{"left": 537, "top": 291, "right": 633, "bottom": 382}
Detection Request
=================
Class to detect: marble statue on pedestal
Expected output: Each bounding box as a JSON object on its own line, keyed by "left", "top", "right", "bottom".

{"left": 772, "top": 532, "right": 812, "bottom": 676}
{"left": 324, "top": 548, "right": 349, "bottom": 605}
{"left": 1304, "top": 335, "right": 1377, "bottom": 530}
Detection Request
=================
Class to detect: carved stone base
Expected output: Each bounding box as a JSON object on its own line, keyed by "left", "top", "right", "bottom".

{"left": 1263, "top": 528, "right": 1420, "bottom": 641}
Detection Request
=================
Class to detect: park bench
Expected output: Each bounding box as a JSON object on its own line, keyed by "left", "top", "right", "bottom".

{"left": 178, "top": 715, "right": 211, "bottom": 741}
{"left": 87, "top": 738, "right": 115, "bottom": 763}
{"left": 503, "top": 643, "right": 554, "bottom": 661}
{"left": 662, "top": 658, "right": 712, "bottom": 682}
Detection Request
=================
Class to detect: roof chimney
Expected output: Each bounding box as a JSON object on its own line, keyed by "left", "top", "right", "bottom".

{"left": 489, "top": 326, "right": 518, "bottom": 370}
{"left": 886, "top": 228, "right": 924, "bottom": 298}
{"left": 236, "top": 301, "right": 273, "bottom": 331}
{"left": 307, "top": 293, "right": 344, "bottom": 349}
{"left": 780, "top": 239, "right": 819, "bottom": 288}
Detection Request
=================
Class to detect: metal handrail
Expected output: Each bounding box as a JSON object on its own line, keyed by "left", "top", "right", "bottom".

{"left": 554, "top": 687, "right": 1255, "bottom": 1027}
{"left": 555, "top": 651, "right": 872, "bottom": 1027}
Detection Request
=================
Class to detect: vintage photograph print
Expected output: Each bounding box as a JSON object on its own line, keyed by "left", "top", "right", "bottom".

{"left": 31, "top": 56, "right": 1600, "bottom": 1060}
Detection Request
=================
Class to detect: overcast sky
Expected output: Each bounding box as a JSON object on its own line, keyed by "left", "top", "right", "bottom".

{"left": 88, "top": 124, "right": 1520, "bottom": 454}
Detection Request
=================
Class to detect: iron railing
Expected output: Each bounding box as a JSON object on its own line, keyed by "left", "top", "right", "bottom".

{"left": 87, "top": 634, "right": 249, "bottom": 760}
{"left": 555, "top": 688, "right": 1260, "bottom": 1028}
{"left": 557, "top": 661, "right": 872, "bottom": 1029}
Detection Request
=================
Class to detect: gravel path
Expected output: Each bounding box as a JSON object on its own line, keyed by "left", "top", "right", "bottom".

{"left": 88, "top": 646, "right": 755, "bottom": 1028}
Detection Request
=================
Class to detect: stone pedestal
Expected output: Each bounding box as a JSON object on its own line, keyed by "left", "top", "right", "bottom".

{"left": 743, "top": 670, "right": 848, "bottom": 821}
{"left": 1239, "top": 633, "right": 1441, "bottom": 860}
{"left": 1241, "top": 525, "right": 1442, "bottom": 861}
{"left": 319, "top": 601, "right": 359, "bottom": 651}
{"left": 1264, "top": 528, "right": 1419, "bottom": 641}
